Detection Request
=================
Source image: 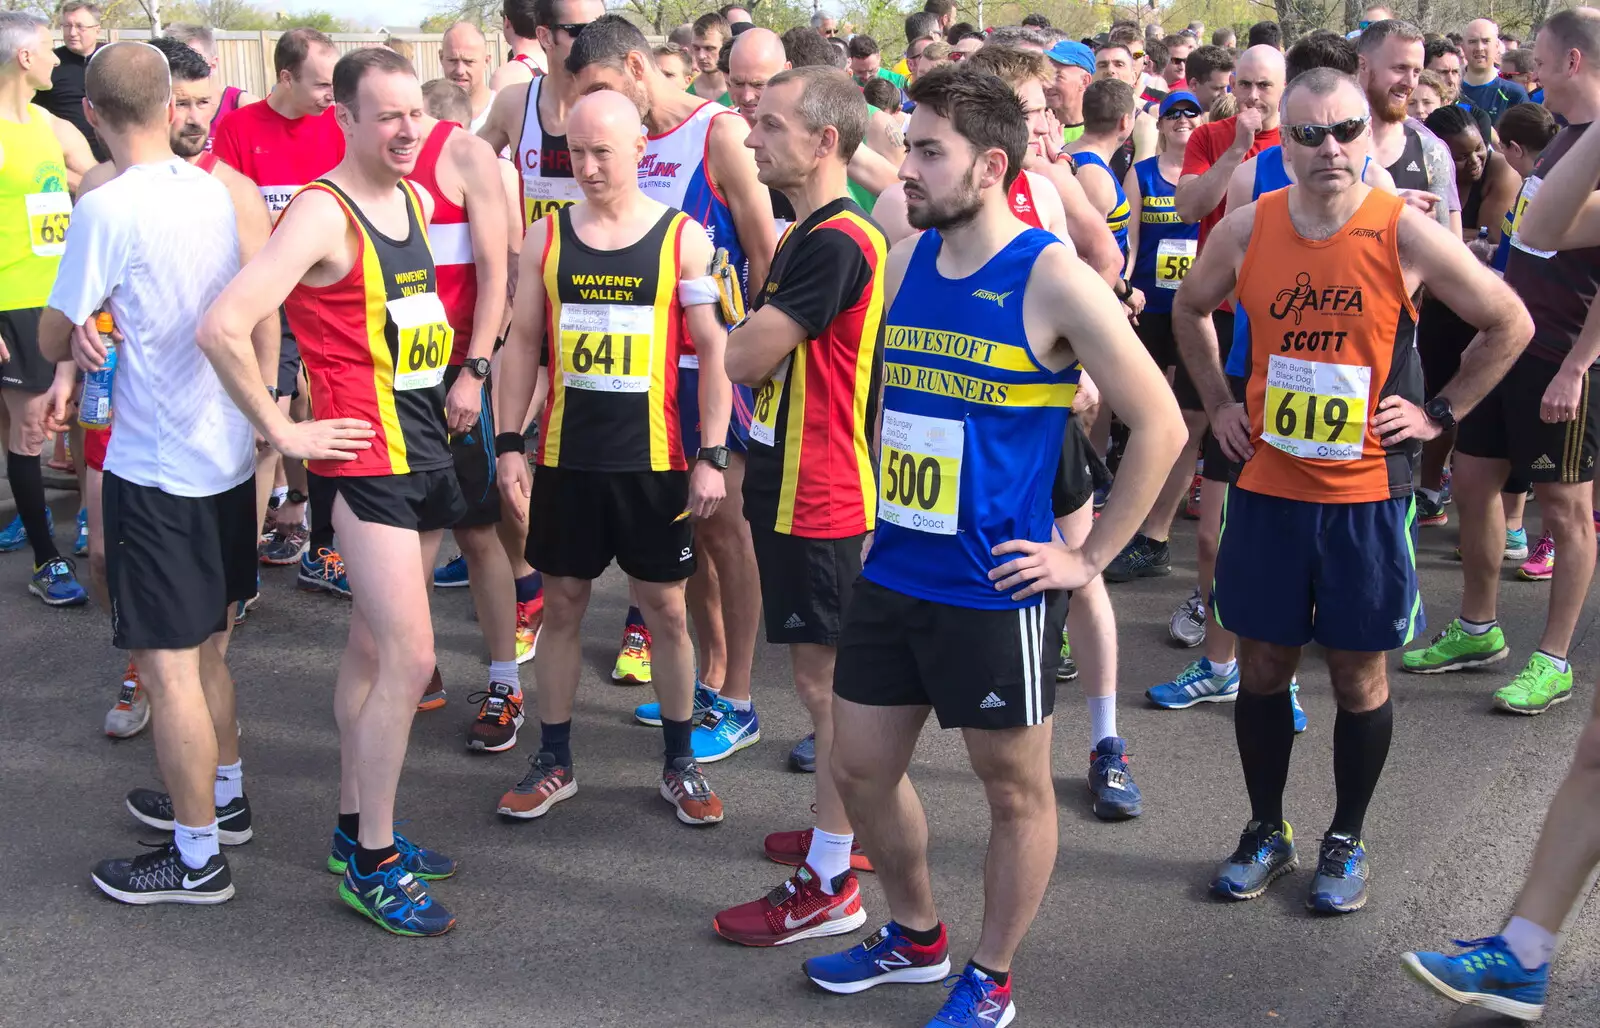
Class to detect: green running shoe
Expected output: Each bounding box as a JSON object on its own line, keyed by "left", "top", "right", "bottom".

{"left": 1402, "top": 619, "right": 1510, "bottom": 674}
{"left": 1493, "top": 653, "right": 1574, "bottom": 715}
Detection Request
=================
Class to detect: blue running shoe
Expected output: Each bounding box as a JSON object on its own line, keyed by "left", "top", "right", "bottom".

{"left": 1307, "top": 832, "right": 1368, "bottom": 914}
{"left": 1290, "top": 679, "right": 1308, "bottom": 733}
{"left": 298, "top": 547, "right": 351, "bottom": 597}
{"left": 326, "top": 825, "right": 456, "bottom": 880}
{"left": 0, "top": 508, "right": 49, "bottom": 553}
{"left": 1211, "top": 820, "right": 1298, "bottom": 901}
{"left": 926, "top": 966, "right": 1016, "bottom": 1028}
{"left": 1147, "top": 658, "right": 1239, "bottom": 709}
{"left": 1403, "top": 936, "right": 1548, "bottom": 1022}
{"left": 1087, "top": 736, "right": 1142, "bottom": 820}
{"left": 338, "top": 856, "right": 456, "bottom": 937}
{"left": 804, "top": 921, "right": 951, "bottom": 995}
{"left": 30, "top": 557, "right": 87, "bottom": 606}
{"left": 634, "top": 680, "right": 718, "bottom": 727}
{"left": 691, "top": 697, "right": 760, "bottom": 762}
{"left": 790, "top": 732, "right": 816, "bottom": 773}
{"left": 73, "top": 508, "right": 88, "bottom": 556}
{"left": 432, "top": 553, "right": 469, "bottom": 588}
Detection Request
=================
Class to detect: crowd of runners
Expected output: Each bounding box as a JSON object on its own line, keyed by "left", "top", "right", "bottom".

{"left": 3, "top": 0, "right": 1600, "bottom": 1023}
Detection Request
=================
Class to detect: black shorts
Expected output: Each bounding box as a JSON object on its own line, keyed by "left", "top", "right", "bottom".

{"left": 1416, "top": 297, "right": 1474, "bottom": 396}
{"left": 277, "top": 308, "right": 301, "bottom": 400}
{"left": 749, "top": 523, "right": 863, "bottom": 646}
{"left": 1455, "top": 352, "right": 1599, "bottom": 484}
{"left": 1136, "top": 312, "right": 1202, "bottom": 411}
{"left": 834, "top": 577, "right": 1067, "bottom": 730}
{"left": 332, "top": 466, "right": 466, "bottom": 532}
{"left": 527, "top": 465, "right": 695, "bottom": 582}
{"left": 104, "top": 472, "right": 258, "bottom": 650}
{"left": 1201, "top": 374, "right": 1248, "bottom": 484}
{"left": 0, "top": 307, "right": 53, "bottom": 393}
{"left": 1052, "top": 416, "right": 1107, "bottom": 517}
{"left": 444, "top": 365, "right": 500, "bottom": 528}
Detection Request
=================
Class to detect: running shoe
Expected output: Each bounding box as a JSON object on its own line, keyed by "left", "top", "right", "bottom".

{"left": 765, "top": 827, "right": 874, "bottom": 873}
{"left": 790, "top": 732, "right": 817, "bottom": 773}
{"left": 1183, "top": 473, "right": 1202, "bottom": 520}
{"left": 338, "top": 855, "right": 456, "bottom": 937}
{"left": 465, "top": 682, "right": 524, "bottom": 752}
{"left": 1416, "top": 492, "right": 1448, "bottom": 527}
{"left": 30, "top": 557, "right": 87, "bottom": 606}
{"left": 1169, "top": 588, "right": 1207, "bottom": 647}
{"left": 432, "top": 553, "right": 469, "bottom": 588}
{"left": 1402, "top": 935, "right": 1548, "bottom": 1022}
{"left": 497, "top": 753, "right": 577, "bottom": 819}
{"left": 1147, "top": 657, "right": 1239, "bottom": 708}
{"left": 1493, "top": 652, "right": 1574, "bottom": 715}
{"left": 1056, "top": 629, "right": 1077, "bottom": 682}
{"left": 258, "top": 522, "right": 309, "bottom": 565}
{"left": 73, "top": 508, "right": 88, "bottom": 556}
{"left": 926, "top": 965, "right": 1016, "bottom": 1028}
{"left": 1087, "top": 736, "right": 1142, "bottom": 820}
{"left": 1290, "top": 680, "right": 1308, "bottom": 734}
{"left": 1440, "top": 466, "right": 1453, "bottom": 504}
{"left": 1517, "top": 532, "right": 1555, "bottom": 581}
{"left": 661, "top": 757, "right": 724, "bottom": 825}
{"left": 0, "top": 508, "right": 47, "bottom": 552}
{"left": 125, "top": 789, "right": 254, "bottom": 846}
{"left": 104, "top": 663, "right": 150, "bottom": 738}
{"left": 711, "top": 864, "right": 865, "bottom": 947}
{"left": 416, "top": 667, "right": 445, "bottom": 711}
{"left": 691, "top": 697, "right": 760, "bottom": 762}
{"left": 515, "top": 594, "right": 543, "bottom": 664}
{"left": 1102, "top": 533, "right": 1172, "bottom": 582}
{"left": 1211, "top": 820, "right": 1298, "bottom": 901}
{"left": 326, "top": 825, "right": 455, "bottom": 879}
{"left": 612, "top": 622, "right": 652, "bottom": 684}
{"left": 91, "top": 842, "right": 233, "bottom": 906}
{"left": 232, "top": 581, "right": 260, "bottom": 626}
{"left": 297, "top": 547, "right": 351, "bottom": 597}
{"left": 1402, "top": 618, "right": 1510, "bottom": 674}
{"left": 1307, "top": 832, "right": 1368, "bottom": 913}
{"left": 635, "top": 680, "right": 718, "bottom": 727}
{"left": 1504, "top": 526, "right": 1530, "bottom": 562}
{"left": 804, "top": 921, "right": 951, "bottom": 994}
{"left": 1092, "top": 483, "right": 1110, "bottom": 512}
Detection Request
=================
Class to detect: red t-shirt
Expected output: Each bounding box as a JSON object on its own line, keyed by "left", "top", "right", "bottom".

{"left": 1180, "top": 116, "right": 1281, "bottom": 247}
{"left": 212, "top": 102, "right": 345, "bottom": 218}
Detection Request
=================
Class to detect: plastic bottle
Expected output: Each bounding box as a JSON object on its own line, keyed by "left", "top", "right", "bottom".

{"left": 79, "top": 311, "right": 117, "bottom": 429}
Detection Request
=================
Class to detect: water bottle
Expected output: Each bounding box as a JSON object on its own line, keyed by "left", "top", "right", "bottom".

{"left": 79, "top": 311, "right": 116, "bottom": 429}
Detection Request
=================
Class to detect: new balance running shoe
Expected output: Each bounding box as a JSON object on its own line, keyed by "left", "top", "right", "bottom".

{"left": 1403, "top": 935, "right": 1548, "bottom": 1022}
{"left": 712, "top": 864, "right": 865, "bottom": 947}
{"left": 1147, "top": 657, "right": 1239, "bottom": 708}
{"left": 258, "top": 522, "right": 308, "bottom": 565}
{"left": 1493, "top": 652, "right": 1574, "bottom": 715}
{"left": 297, "top": 547, "right": 350, "bottom": 596}
{"left": 612, "top": 622, "right": 652, "bottom": 684}
{"left": 1517, "top": 532, "right": 1555, "bottom": 581}
{"left": 1290, "top": 680, "right": 1308, "bottom": 734}
{"left": 73, "top": 507, "right": 88, "bottom": 556}
{"left": 105, "top": 663, "right": 150, "bottom": 738}
{"left": 125, "top": 789, "right": 254, "bottom": 846}
{"left": 1169, "top": 588, "right": 1207, "bottom": 647}
{"left": 326, "top": 825, "right": 455, "bottom": 879}
{"left": 1211, "top": 820, "right": 1298, "bottom": 901}
{"left": 1403, "top": 618, "right": 1510, "bottom": 674}
{"left": 432, "top": 553, "right": 469, "bottom": 588}
{"left": 497, "top": 753, "right": 576, "bottom": 819}
{"left": 1088, "top": 736, "right": 1142, "bottom": 820}
{"left": 635, "top": 680, "right": 717, "bottom": 727}
{"left": 764, "top": 827, "right": 874, "bottom": 872}
{"left": 514, "top": 595, "right": 543, "bottom": 664}
{"left": 1307, "top": 832, "right": 1368, "bottom": 914}
{"left": 790, "top": 732, "right": 817, "bottom": 773}
{"left": 0, "top": 508, "right": 48, "bottom": 552}
{"left": 465, "top": 682, "right": 524, "bottom": 752}
{"left": 926, "top": 965, "right": 1016, "bottom": 1028}
{"left": 92, "top": 842, "right": 233, "bottom": 906}
{"left": 30, "top": 557, "right": 87, "bottom": 606}
{"left": 661, "top": 757, "right": 723, "bottom": 825}
{"left": 691, "top": 697, "right": 760, "bottom": 762}
{"left": 1102, "top": 533, "right": 1172, "bottom": 582}
{"left": 804, "top": 921, "right": 951, "bottom": 994}
{"left": 338, "top": 855, "right": 455, "bottom": 937}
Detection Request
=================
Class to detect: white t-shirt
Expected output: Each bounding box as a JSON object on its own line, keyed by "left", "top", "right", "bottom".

{"left": 49, "top": 159, "right": 252, "bottom": 497}
{"left": 470, "top": 89, "right": 496, "bottom": 134}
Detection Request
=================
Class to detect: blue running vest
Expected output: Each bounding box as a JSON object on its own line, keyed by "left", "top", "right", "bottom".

{"left": 1071, "top": 150, "right": 1130, "bottom": 258}
{"left": 1129, "top": 157, "right": 1200, "bottom": 314}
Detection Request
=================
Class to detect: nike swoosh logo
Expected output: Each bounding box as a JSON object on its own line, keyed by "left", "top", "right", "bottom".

{"left": 182, "top": 866, "right": 224, "bottom": 889}
{"left": 784, "top": 908, "right": 828, "bottom": 930}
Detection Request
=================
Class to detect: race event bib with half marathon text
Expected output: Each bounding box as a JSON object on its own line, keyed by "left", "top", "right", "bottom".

{"left": 878, "top": 409, "right": 962, "bottom": 535}
{"left": 387, "top": 292, "right": 453, "bottom": 391}
{"left": 1261, "top": 354, "right": 1369, "bottom": 462}
{"left": 557, "top": 303, "right": 655, "bottom": 393}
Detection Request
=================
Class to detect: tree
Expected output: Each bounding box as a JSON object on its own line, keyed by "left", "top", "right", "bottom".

{"left": 273, "top": 8, "right": 352, "bottom": 31}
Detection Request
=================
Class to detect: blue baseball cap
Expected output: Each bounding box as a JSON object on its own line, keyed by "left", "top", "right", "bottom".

{"left": 1159, "top": 91, "right": 1203, "bottom": 117}
{"left": 1044, "top": 40, "right": 1094, "bottom": 74}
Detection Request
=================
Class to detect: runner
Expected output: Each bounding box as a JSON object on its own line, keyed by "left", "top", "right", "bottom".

{"left": 1175, "top": 45, "right": 1286, "bottom": 233}
{"left": 202, "top": 46, "right": 465, "bottom": 936}
{"left": 1065, "top": 79, "right": 1135, "bottom": 264}
{"left": 801, "top": 66, "right": 1185, "bottom": 1023}
{"left": 708, "top": 65, "right": 884, "bottom": 946}
{"left": 32, "top": 1, "right": 104, "bottom": 160}
{"left": 1459, "top": 18, "right": 1529, "bottom": 123}
{"left": 490, "top": 88, "right": 731, "bottom": 827}
{"left": 1042, "top": 38, "right": 1091, "bottom": 146}
{"left": 163, "top": 23, "right": 257, "bottom": 151}
{"left": 1092, "top": 31, "right": 1158, "bottom": 176}
{"left": 1174, "top": 67, "right": 1531, "bottom": 915}
{"left": 490, "top": 0, "right": 549, "bottom": 90}
{"left": 1184, "top": 44, "right": 1235, "bottom": 117}
{"left": 687, "top": 11, "right": 731, "bottom": 103}
{"left": 440, "top": 21, "right": 496, "bottom": 132}
{"left": 778, "top": 26, "right": 904, "bottom": 209}
{"left": 1355, "top": 19, "right": 1460, "bottom": 239}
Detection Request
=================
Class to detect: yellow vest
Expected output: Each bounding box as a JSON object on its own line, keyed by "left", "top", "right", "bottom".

{"left": 0, "top": 104, "right": 68, "bottom": 310}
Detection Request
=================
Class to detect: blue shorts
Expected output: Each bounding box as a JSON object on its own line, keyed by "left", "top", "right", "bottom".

{"left": 677, "top": 364, "right": 752, "bottom": 453}
{"left": 1212, "top": 486, "right": 1423, "bottom": 653}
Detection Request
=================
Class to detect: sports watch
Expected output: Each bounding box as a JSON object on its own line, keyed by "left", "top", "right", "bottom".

{"left": 463, "top": 357, "right": 491, "bottom": 379}
{"left": 1422, "top": 396, "right": 1455, "bottom": 432}
{"left": 697, "top": 445, "right": 730, "bottom": 470}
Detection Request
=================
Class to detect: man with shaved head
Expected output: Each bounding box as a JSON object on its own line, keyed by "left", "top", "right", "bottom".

{"left": 492, "top": 87, "right": 733, "bottom": 829}
{"left": 440, "top": 21, "right": 494, "bottom": 131}
{"left": 1176, "top": 44, "right": 1287, "bottom": 235}
{"left": 1460, "top": 17, "right": 1529, "bottom": 121}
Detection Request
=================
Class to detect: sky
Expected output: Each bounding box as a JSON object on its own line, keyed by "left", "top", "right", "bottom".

{"left": 279, "top": 0, "right": 447, "bottom": 30}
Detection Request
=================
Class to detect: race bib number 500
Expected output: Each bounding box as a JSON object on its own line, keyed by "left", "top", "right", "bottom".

{"left": 878, "top": 410, "right": 962, "bottom": 535}
{"left": 1262, "top": 354, "right": 1369, "bottom": 461}
{"left": 558, "top": 303, "right": 655, "bottom": 392}
{"left": 387, "top": 292, "right": 454, "bottom": 391}
{"left": 25, "top": 192, "right": 69, "bottom": 257}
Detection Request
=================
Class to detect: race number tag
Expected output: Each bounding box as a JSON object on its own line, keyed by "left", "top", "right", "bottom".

{"left": 1155, "top": 237, "right": 1197, "bottom": 289}
{"left": 25, "top": 192, "right": 69, "bottom": 257}
{"left": 1510, "top": 177, "right": 1556, "bottom": 259}
{"left": 558, "top": 303, "right": 654, "bottom": 392}
{"left": 524, "top": 177, "right": 584, "bottom": 226}
{"left": 387, "top": 292, "right": 453, "bottom": 391}
{"left": 878, "top": 410, "right": 962, "bottom": 535}
{"left": 1262, "top": 354, "right": 1369, "bottom": 462}
{"left": 749, "top": 355, "right": 790, "bottom": 446}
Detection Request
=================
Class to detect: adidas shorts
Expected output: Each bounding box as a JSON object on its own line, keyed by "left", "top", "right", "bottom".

{"left": 748, "top": 523, "right": 863, "bottom": 647}
{"left": 1455, "top": 351, "right": 1599, "bottom": 484}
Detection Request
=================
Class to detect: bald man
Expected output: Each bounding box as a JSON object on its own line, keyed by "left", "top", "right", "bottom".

{"left": 1460, "top": 17, "right": 1529, "bottom": 120}
{"left": 492, "top": 89, "right": 735, "bottom": 829}
{"left": 441, "top": 21, "right": 495, "bottom": 131}
{"left": 1175, "top": 44, "right": 1286, "bottom": 236}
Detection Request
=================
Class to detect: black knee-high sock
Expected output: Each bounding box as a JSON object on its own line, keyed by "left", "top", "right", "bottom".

{"left": 1234, "top": 689, "right": 1296, "bottom": 831}
{"left": 8, "top": 450, "right": 58, "bottom": 566}
{"left": 307, "top": 471, "right": 336, "bottom": 554}
{"left": 1329, "top": 699, "right": 1393, "bottom": 839}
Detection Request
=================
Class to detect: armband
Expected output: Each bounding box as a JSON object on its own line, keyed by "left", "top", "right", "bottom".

{"left": 677, "top": 275, "right": 721, "bottom": 307}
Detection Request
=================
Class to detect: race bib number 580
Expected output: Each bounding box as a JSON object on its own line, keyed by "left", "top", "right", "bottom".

{"left": 1261, "top": 354, "right": 1370, "bottom": 461}
{"left": 878, "top": 410, "right": 962, "bottom": 535}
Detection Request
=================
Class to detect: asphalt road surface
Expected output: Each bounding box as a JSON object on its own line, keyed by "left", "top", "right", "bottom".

{"left": 3, "top": 493, "right": 1598, "bottom": 1028}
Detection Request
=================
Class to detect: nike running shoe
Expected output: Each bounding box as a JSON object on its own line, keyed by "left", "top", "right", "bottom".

{"left": 764, "top": 827, "right": 874, "bottom": 872}
{"left": 258, "top": 522, "right": 308, "bottom": 566}
{"left": 105, "top": 663, "right": 150, "bottom": 738}
{"left": 338, "top": 855, "right": 456, "bottom": 937}
{"left": 432, "top": 553, "right": 469, "bottom": 588}
{"left": 1102, "top": 533, "right": 1172, "bottom": 582}
{"left": 466, "top": 682, "right": 524, "bottom": 752}
{"left": 1211, "top": 820, "right": 1298, "bottom": 901}
{"left": 30, "top": 557, "right": 87, "bottom": 606}
{"left": 1416, "top": 492, "right": 1448, "bottom": 527}
{"left": 612, "top": 622, "right": 652, "bottom": 684}
{"left": 1504, "top": 527, "right": 1530, "bottom": 562}
{"left": 635, "top": 680, "right": 718, "bottom": 727}
{"left": 1056, "top": 629, "right": 1077, "bottom": 682}
{"left": 661, "top": 757, "right": 723, "bottom": 825}
{"left": 416, "top": 667, "right": 445, "bottom": 712}
{"left": 0, "top": 508, "right": 48, "bottom": 552}
{"left": 1493, "top": 652, "right": 1574, "bottom": 715}
{"left": 1403, "top": 936, "right": 1548, "bottom": 1022}
{"left": 497, "top": 753, "right": 576, "bottom": 819}
{"left": 691, "top": 697, "right": 760, "bottom": 762}
{"left": 1307, "top": 832, "right": 1368, "bottom": 913}
{"left": 73, "top": 507, "right": 88, "bottom": 556}
{"left": 1169, "top": 588, "right": 1207, "bottom": 647}
{"left": 326, "top": 825, "right": 455, "bottom": 879}
{"left": 1290, "top": 680, "right": 1308, "bottom": 734}
{"left": 125, "top": 788, "right": 254, "bottom": 846}
{"left": 1088, "top": 736, "right": 1142, "bottom": 820}
{"left": 92, "top": 842, "right": 233, "bottom": 906}
{"left": 805, "top": 921, "right": 951, "bottom": 994}
{"left": 790, "top": 732, "right": 817, "bottom": 773}
{"left": 1147, "top": 657, "right": 1239, "bottom": 708}
{"left": 1402, "top": 618, "right": 1510, "bottom": 674}
{"left": 297, "top": 547, "right": 351, "bottom": 596}
{"left": 926, "top": 965, "right": 1016, "bottom": 1028}
{"left": 712, "top": 864, "right": 865, "bottom": 947}
{"left": 514, "top": 594, "right": 543, "bottom": 665}
{"left": 1517, "top": 532, "right": 1555, "bottom": 581}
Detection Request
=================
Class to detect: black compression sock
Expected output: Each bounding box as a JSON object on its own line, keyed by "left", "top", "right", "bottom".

{"left": 353, "top": 843, "right": 398, "bottom": 877}
{"left": 337, "top": 812, "right": 360, "bottom": 839}
{"left": 1234, "top": 689, "right": 1296, "bottom": 830}
{"left": 8, "top": 451, "right": 58, "bottom": 565}
{"left": 662, "top": 717, "right": 693, "bottom": 768}
{"left": 307, "top": 471, "right": 336, "bottom": 554}
{"left": 900, "top": 922, "right": 943, "bottom": 947}
{"left": 970, "top": 961, "right": 1010, "bottom": 986}
{"left": 540, "top": 719, "right": 572, "bottom": 767}
{"left": 1330, "top": 699, "right": 1394, "bottom": 839}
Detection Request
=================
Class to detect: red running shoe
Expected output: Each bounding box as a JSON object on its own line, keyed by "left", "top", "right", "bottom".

{"left": 764, "top": 827, "right": 874, "bottom": 873}
{"left": 712, "top": 864, "right": 866, "bottom": 947}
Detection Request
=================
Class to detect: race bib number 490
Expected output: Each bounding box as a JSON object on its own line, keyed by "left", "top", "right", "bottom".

{"left": 1262, "top": 354, "right": 1369, "bottom": 461}
{"left": 878, "top": 410, "right": 962, "bottom": 535}
{"left": 1155, "top": 238, "right": 1196, "bottom": 289}
{"left": 387, "top": 292, "right": 453, "bottom": 391}
{"left": 524, "top": 178, "right": 584, "bottom": 226}
{"left": 25, "top": 192, "right": 69, "bottom": 257}
{"left": 558, "top": 303, "right": 655, "bottom": 392}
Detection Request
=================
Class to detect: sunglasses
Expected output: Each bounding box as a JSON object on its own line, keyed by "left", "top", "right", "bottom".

{"left": 1286, "top": 116, "right": 1369, "bottom": 147}
{"left": 1162, "top": 108, "right": 1201, "bottom": 120}
{"left": 552, "top": 22, "right": 591, "bottom": 37}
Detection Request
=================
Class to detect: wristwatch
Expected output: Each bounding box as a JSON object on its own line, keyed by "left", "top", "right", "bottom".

{"left": 463, "top": 356, "right": 491, "bottom": 379}
{"left": 285, "top": 488, "right": 308, "bottom": 505}
{"left": 697, "top": 445, "right": 730, "bottom": 470}
{"left": 1423, "top": 395, "right": 1456, "bottom": 431}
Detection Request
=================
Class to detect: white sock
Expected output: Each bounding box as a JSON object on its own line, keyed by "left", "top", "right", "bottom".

{"left": 1420, "top": 487, "right": 1441, "bottom": 504}
{"left": 173, "top": 819, "right": 219, "bottom": 870}
{"left": 1460, "top": 617, "right": 1496, "bottom": 636}
{"left": 488, "top": 659, "right": 520, "bottom": 696}
{"left": 214, "top": 760, "right": 243, "bottom": 806}
{"left": 1206, "top": 657, "right": 1237, "bottom": 677}
{"left": 270, "top": 486, "right": 287, "bottom": 505}
{"left": 723, "top": 695, "right": 752, "bottom": 712}
{"left": 1536, "top": 650, "right": 1570, "bottom": 674}
{"left": 806, "top": 828, "right": 855, "bottom": 894}
{"left": 1502, "top": 915, "right": 1557, "bottom": 970}
{"left": 1087, "top": 694, "right": 1117, "bottom": 749}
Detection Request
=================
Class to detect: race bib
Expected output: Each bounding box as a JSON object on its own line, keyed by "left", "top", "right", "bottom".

{"left": 558, "top": 303, "right": 654, "bottom": 392}
{"left": 749, "top": 355, "right": 790, "bottom": 446}
{"left": 1155, "top": 237, "right": 1196, "bottom": 289}
{"left": 878, "top": 410, "right": 962, "bottom": 535}
{"left": 387, "top": 292, "right": 453, "bottom": 391}
{"left": 1262, "top": 354, "right": 1370, "bottom": 462}
{"left": 1510, "top": 177, "right": 1556, "bottom": 259}
{"left": 524, "top": 177, "right": 584, "bottom": 226}
{"left": 25, "top": 192, "right": 69, "bottom": 257}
